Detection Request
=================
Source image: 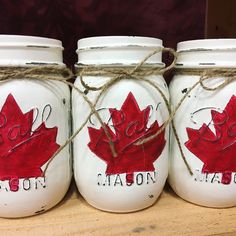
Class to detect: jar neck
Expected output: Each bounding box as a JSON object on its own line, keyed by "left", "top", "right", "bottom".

{"left": 176, "top": 49, "right": 236, "bottom": 68}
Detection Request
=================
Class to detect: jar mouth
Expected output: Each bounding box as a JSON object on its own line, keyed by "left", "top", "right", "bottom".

{"left": 177, "top": 38, "right": 236, "bottom": 52}
{"left": 77, "top": 36, "right": 163, "bottom": 52}
{"left": 0, "top": 35, "right": 63, "bottom": 49}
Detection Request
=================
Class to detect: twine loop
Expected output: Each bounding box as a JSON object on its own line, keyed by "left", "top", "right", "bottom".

{"left": 199, "top": 68, "right": 236, "bottom": 91}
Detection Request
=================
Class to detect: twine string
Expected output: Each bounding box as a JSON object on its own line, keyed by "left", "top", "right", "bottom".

{"left": 2, "top": 56, "right": 229, "bottom": 177}
{"left": 75, "top": 47, "right": 193, "bottom": 173}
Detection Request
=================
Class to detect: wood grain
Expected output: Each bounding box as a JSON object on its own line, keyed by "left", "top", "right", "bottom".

{"left": 0, "top": 182, "right": 235, "bottom": 236}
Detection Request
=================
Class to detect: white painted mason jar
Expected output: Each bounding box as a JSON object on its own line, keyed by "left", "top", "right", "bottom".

{"left": 0, "top": 35, "right": 71, "bottom": 217}
{"left": 73, "top": 36, "right": 169, "bottom": 212}
{"left": 169, "top": 39, "right": 236, "bottom": 207}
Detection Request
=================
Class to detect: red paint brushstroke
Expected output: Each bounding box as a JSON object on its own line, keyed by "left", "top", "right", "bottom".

{"left": 88, "top": 92, "right": 166, "bottom": 183}
{"left": 0, "top": 94, "right": 60, "bottom": 191}
{"left": 185, "top": 95, "right": 236, "bottom": 184}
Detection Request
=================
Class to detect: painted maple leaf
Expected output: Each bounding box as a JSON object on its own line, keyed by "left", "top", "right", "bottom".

{"left": 0, "top": 94, "right": 60, "bottom": 190}
{"left": 88, "top": 92, "right": 166, "bottom": 183}
{"left": 185, "top": 95, "right": 236, "bottom": 185}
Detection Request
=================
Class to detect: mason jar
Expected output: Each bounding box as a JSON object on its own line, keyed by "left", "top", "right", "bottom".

{"left": 169, "top": 39, "right": 236, "bottom": 207}
{"left": 72, "top": 36, "right": 169, "bottom": 212}
{"left": 0, "top": 35, "right": 71, "bottom": 217}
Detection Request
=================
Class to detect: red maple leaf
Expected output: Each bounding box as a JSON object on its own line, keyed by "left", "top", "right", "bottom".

{"left": 88, "top": 92, "right": 166, "bottom": 183}
{"left": 185, "top": 95, "right": 236, "bottom": 184}
{"left": 0, "top": 94, "right": 60, "bottom": 190}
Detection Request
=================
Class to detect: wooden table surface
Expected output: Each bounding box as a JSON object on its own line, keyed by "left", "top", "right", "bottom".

{"left": 1, "top": 181, "right": 236, "bottom": 236}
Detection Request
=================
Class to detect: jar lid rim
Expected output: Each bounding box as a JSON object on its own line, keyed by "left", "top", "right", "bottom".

{"left": 77, "top": 36, "right": 163, "bottom": 51}
{"left": 177, "top": 38, "right": 236, "bottom": 52}
{"left": 0, "top": 35, "right": 63, "bottom": 48}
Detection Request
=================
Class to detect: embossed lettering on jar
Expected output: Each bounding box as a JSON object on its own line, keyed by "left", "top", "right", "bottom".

{"left": 169, "top": 39, "right": 236, "bottom": 208}
{"left": 0, "top": 35, "right": 71, "bottom": 217}
{"left": 72, "top": 36, "right": 169, "bottom": 212}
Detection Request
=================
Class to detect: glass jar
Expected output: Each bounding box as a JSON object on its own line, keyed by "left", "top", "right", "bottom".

{"left": 73, "top": 36, "right": 169, "bottom": 212}
{"left": 169, "top": 39, "right": 236, "bottom": 207}
{"left": 0, "top": 35, "right": 71, "bottom": 217}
